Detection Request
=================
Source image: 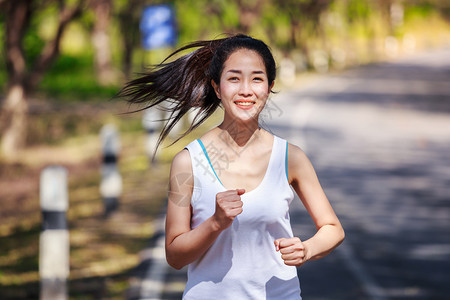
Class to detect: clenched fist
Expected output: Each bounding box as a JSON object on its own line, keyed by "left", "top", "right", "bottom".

{"left": 212, "top": 189, "right": 245, "bottom": 230}
{"left": 274, "top": 237, "right": 308, "bottom": 267}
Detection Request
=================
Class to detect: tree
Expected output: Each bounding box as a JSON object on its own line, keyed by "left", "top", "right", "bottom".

{"left": 235, "top": 0, "right": 266, "bottom": 34}
{"left": 117, "top": 0, "right": 145, "bottom": 80}
{"left": 0, "top": 0, "right": 85, "bottom": 159}
{"left": 275, "top": 0, "right": 333, "bottom": 65}
{"left": 91, "top": 0, "right": 118, "bottom": 85}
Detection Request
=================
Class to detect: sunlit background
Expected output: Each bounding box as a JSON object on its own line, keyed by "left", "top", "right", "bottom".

{"left": 0, "top": 0, "right": 449, "bottom": 299}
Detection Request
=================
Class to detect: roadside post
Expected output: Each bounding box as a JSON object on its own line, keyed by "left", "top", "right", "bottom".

{"left": 39, "top": 165, "right": 69, "bottom": 300}
{"left": 142, "top": 108, "right": 161, "bottom": 165}
{"left": 100, "top": 124, "right": 122, "bottom": 217}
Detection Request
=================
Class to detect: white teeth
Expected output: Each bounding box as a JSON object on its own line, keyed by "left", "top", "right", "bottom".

{"left": 235, "top": 102, "right": 254, "bottom": 106}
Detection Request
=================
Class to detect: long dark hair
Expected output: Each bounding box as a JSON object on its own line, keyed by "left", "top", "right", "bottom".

{"left": 118, "top": 34, "right": 277, "bottom": 150}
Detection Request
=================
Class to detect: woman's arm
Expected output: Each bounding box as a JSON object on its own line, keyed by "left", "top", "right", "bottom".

{"left": 275, "top": 143, "right": 345, "bottom": 266}
{"left": 165, "top": 149, "right": 244, "bottom": 269}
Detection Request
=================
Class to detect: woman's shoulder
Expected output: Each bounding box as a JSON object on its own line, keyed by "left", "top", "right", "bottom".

{"left": 171, "top": 147, "right": 191, "bottom": 171}
{"left": 172, "top": 129, "right": 215, "bottom": 168}
{"left": 286, "top": 141, "right": 317, "bottom": 184}
{"left": 286, "top": 141, "right": 304, "bottom": 153}
{"left": 286, "top": 142, "right": 310, "bottom": 166}
{"left": 271, "top": 134, "right": 302, "bottom": 153}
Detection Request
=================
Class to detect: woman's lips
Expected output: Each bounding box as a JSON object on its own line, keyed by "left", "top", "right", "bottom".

{"left": 234, "top": 101, "right": 256, "bottom": 110}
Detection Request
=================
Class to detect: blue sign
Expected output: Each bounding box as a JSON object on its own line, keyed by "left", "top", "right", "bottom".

{"left": 140, "top": 5, "right": 177, "bottom": 50}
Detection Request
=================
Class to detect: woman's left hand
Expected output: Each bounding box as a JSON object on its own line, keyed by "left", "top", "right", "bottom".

{"left": 274, "top": 237, "right": 308, "bottom": 267}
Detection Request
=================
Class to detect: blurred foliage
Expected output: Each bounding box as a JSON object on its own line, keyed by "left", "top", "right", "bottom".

{"left": 405, "top": 2, "right": 435, "bottom": 20}
{"left": 38, "top": 54, "right": 119, "bottom": 101}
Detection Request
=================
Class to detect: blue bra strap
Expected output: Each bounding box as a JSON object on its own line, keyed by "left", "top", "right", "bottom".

{"left": 285, "top": 141, "right": 289, "bottom": 182}
{"left": 197, "top": 139, "right": 223, "bottom": 185}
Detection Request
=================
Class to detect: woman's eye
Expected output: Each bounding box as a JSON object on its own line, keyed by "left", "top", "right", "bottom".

{"left": 253, "top": 77, "right": 264, "bottom": 82}
{"left": 229, "top": 77, "right": 239, "bottom": 81}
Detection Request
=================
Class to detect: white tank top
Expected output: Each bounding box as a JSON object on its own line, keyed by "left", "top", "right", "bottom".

{"left": 183, "top": 135, "right": 301, "bottom": 300}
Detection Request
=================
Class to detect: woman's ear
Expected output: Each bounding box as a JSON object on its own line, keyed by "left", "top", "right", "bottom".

{"left": 269, "top": 81, "right": 275, "bottom": 92}
{"left": 211, "top": 80, "right": 221, "bottom": 99}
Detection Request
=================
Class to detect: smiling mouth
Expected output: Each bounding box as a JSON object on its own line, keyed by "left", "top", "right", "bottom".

{"left": 234, "top": 101, "right": 256, "bottom": 107}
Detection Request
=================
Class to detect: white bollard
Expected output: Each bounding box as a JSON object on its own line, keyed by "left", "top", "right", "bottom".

{"left": 142, "top": 109, "right": 161, "bottom": 165}
{"left": 311, "top": 50, "right": 329, "bottom": 73}
{"left": 161, "top": 101, "right": 182, "bottom": 140}
{"left": 385, "top": 36, "right": 399, "bottom": 58}
{"left": 279, "top": 57, "right": 296, "bottom": 86}
{"left": 100, "top": 124, "right": 122, "bottom": 217}
{"left": 39, "top": 165, "right": 69, "bottom": 300}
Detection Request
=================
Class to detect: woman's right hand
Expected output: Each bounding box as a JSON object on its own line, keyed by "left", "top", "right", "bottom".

{"left": 212, "top": 189, "right": 245, "bottom": 230}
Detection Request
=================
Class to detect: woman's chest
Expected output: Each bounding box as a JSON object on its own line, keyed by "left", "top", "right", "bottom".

{"left": 219, "top": 161, "right": 267, "bottom": 191}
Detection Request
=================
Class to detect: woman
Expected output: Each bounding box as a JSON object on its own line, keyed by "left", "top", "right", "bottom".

{"left": 120, "top": 34, "right": 344, "bottom": 299}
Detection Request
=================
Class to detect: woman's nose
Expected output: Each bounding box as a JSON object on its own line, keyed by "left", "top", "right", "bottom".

{"left": 238, "top": 80, "right": 253, "bottom": 96}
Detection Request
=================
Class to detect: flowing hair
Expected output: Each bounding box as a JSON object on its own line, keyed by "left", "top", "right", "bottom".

{"left": 118, "top": 34, "right": 276, "bottom": 151}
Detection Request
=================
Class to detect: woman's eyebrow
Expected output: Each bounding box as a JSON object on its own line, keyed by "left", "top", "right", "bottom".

{"left": 226, "top": 69, "right": 265, "bottom": 74}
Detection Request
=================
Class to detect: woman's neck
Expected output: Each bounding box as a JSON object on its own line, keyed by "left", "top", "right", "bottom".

{"left": 218, "top": 117, "right": 262, "bottom": 148}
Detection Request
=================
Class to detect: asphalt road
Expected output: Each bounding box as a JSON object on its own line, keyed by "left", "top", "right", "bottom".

{"left": 130, "top": 48, "right": 450, "bottom": 300}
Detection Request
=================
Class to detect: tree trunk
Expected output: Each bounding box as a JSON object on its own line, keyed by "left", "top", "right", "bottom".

{"left": 236, "top": 0, "right": 264, "bottom": 34}
{"left": 91, "top": 0, "right": 117, "bottom": 85}
{"left": 1, "top": 0, "right": 31, "bottom": 160}
{"left": 1, "top": 84, "right": 28, "bottom": 159}
{"left": 118, "top": 0, "right": 141, "bottom": 81}
{"left": 289, "top": 17, "right": 299, "bottom": 48}
{"left": 0, "top": 0, "right": 84, "bottom": 159}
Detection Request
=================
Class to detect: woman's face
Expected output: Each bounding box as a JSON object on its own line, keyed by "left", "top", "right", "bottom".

{"left": 212, "top": 49, "right": 273, "bottom": 123}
